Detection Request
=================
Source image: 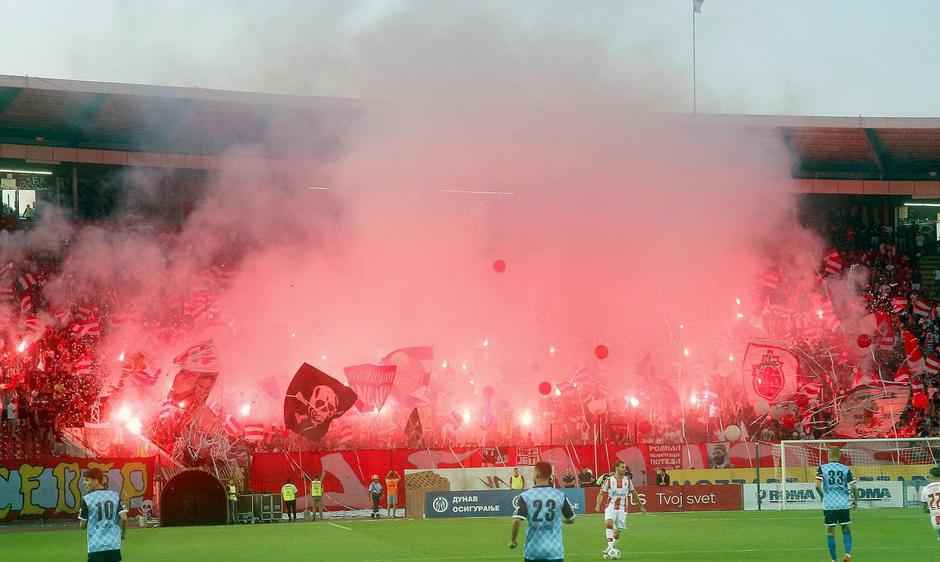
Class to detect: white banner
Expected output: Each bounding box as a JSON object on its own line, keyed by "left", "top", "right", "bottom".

{"left": 743, "top": 481, "right": 903, "bottom": 510}
{"left": 405, "top": 467, "right": 535, "bottom": 492}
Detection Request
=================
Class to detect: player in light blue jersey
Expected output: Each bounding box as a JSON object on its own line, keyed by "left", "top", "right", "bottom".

{"left": 79, "top": 467, "right": 128, "bottom": 562}
{"left": 510, "top": 461, "right": 575, "bottom": 562}
{"left": 815, "top": 446, "right": 858, "bottom": 562}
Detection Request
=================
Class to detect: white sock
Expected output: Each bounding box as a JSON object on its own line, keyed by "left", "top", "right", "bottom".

{"left": 605, "top": 527, "right": 614, "bottom": 548}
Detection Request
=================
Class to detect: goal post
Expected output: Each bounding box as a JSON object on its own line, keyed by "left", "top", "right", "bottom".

{"left": 773, "top": 438, "right": 940, "bottom": 510}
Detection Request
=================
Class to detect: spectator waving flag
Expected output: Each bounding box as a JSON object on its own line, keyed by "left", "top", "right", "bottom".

{"left": 343, "top": 363, "right": 396, "bottom": 413}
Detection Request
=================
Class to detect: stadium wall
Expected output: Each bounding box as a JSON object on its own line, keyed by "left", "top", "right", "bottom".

{"left": 252, "top": 442, "right": 933, "bottom": 511}
{"left": 0, "top": 456, "right": 154, "bottom": 523}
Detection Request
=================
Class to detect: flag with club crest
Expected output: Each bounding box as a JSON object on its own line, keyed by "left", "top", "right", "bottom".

{"left": 167, "top": 341, "right": 220, "bottom": 408}
{"left": 344, "top": 364, "right": 396, "bottom": 413}
{"left": 381, "top": 346, "right": 433, "bottom": 409}
{"left": 403, "top": 407, "right": 425, "bottom": 448}
{"left": 283, "top": 363, "right": 357, "bottom": 441}
{"left": 742, "top": 343, "right": 801, "bottom": 405}
{"left": 834, "top": 382, "right": 911, "bottom": 438}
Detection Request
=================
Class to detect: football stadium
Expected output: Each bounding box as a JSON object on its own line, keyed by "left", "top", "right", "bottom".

{"left": 2, "top": 2, "right": 940, "bottom": 561}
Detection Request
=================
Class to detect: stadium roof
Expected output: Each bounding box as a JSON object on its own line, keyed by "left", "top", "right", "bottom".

{"left": 693, "top": 114, "right": 940, "bottom": 181}
{"left": 1, "top": 74, "right": 940, "bottom": 183}
{"left": 0, "top": 74, "right": 361, "bottom": 160}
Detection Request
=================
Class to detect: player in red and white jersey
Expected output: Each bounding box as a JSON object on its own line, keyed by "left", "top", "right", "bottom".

{"left": 920, "top": 466, "right": 940, "bottom": 542}
{"left": 594, "top": 460, "right": 645, "bottom": 557}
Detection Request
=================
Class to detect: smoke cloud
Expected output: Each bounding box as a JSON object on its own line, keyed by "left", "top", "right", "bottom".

{"left": 5, "top": 2, "right": 844, "bottom": 441}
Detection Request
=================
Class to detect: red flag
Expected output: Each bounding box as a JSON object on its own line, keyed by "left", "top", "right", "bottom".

{"left": 70, "top": 320, "right": 101, "bottom": 337}
{"left": 902, "top": 330, "right": 925, "bottom": 372}
{"left": 344, "top": 364, "right": 396, "bottom": 412}
{"left": 823, "top": 249, "right": 844, "bottom": 274}
{"left": 19, "top": 292, "right": 31, "bottom": 313}
{"left": 17, "top": 272, "right": 39, "bottom": 291}
{"left": 760, "top": 270, "right": 780, "bottom": 289}
{"left": 926, "top": 355, "right": 940, "bottom": 375}
{"left": 223, "top": 415, "right": 243, "bottom": 436}
{"left": 158, "top": 399, "right": 176, "bottom": 419}
{"left": 913, "top": 295, "right": 933, "bottom": 317}
{"left": 894, "top": 364, "right": 912, "bottom": 384}
{"left": 403, "top": 407, "right": 425, "bottom": 448}
{"left": 244, "top": 422, "right": 265, "bottom": 442}
{"left": 890, "top": 296, "right": 907, "bottom": 313}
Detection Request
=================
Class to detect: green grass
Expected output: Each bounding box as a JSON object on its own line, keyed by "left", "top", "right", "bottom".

{"left": 3, "top": 509, "right": 938, "bottom": 561}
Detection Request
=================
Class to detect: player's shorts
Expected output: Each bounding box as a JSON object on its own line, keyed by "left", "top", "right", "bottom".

{"left": 604, "top": 506, "right": 628, "bottom": 530}
{"left": 311, "top": 496, "right": 323, "bottom": 505}
{"left": 387, "top": 493, "right": 398, "bottom": 504}
{"left": 823, "top": 509, "right": 851, "bottom": 526}
{"left": 88, "top": 549, "right": 122, "bottom": 562}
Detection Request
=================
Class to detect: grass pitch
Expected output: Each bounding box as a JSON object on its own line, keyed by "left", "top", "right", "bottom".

{"left": 3, "top": 509, "right": 937, "bottom": 561}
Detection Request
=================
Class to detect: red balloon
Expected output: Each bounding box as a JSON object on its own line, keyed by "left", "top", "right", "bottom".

{"left": 492, "top": 259, "right": 506, "bottom": 273}
{"left": 538, "top": 381, "right": 552, "bottom": 395}
{"left": 594, "top": 344, "right": 609, "bottom": 359}
{"left": 637, "top": 420, "right": 652, "bottom": 435}
{"left": 781, "top": 413, "right": 797, "bottom": 429}
{"left": 913, "top": 392, "right": 929, "bottom": 408}
{"left": 795, "top": 394, "right": 810, "bottom": 408}
{"left": 856, "top": 334, "right": 872, "bottom": 349}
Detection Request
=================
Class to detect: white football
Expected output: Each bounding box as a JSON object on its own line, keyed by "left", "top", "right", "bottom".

{"left": 604, "top": 548, "right": 622, "bottom": 560}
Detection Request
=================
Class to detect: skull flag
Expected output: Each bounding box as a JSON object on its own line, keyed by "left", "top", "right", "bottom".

{"left": 283, "top": 363, "right": 358, "bottom": 440}
{"left": 742, "top": 343, "right": 801, "bottom": 405}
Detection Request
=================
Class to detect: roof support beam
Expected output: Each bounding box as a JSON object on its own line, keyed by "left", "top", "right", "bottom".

{"left": 862, "top": 128, "right": 891, "bottom": 178}
{"left": 0, "top": 87, "right": 22, "bottom": 114}
{"left": 67, "top": 94, "right": 110, "bottom": 144}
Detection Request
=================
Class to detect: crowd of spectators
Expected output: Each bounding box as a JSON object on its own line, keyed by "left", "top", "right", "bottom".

{"left": 3, "top": 206, "right": 940, "bottom": 462}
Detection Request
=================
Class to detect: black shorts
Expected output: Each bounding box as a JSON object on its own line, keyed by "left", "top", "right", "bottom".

{"left": 823, "top": 509, "right": 851, "bottom": 526}
{"left": 88, "top": 549, "right": 122, "bottom": 562}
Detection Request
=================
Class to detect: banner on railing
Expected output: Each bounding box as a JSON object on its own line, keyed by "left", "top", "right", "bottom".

{"left": 0, "top": 457, "right": 155, "bottom": 522}
{"left": 742, "top": 481, "right": 904, "bottom": 510}
{"left": 424, "top": 488, "right": 586, "bottom": 519}
{"left": 584, "top": 485, "right": 741, "bottom": 513}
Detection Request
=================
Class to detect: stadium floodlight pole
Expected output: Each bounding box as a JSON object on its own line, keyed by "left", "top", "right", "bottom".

{"left": 692, "top": 0, "right": 703, "bottom": 113}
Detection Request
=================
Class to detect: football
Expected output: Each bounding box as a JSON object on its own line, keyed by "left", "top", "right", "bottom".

{"left": 603, "top": 547, "right": 621, "bottom": 560}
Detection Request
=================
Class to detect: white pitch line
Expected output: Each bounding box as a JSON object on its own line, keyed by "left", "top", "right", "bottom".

{"left": 327, "top": 522, "right": 352, "bottom": 531}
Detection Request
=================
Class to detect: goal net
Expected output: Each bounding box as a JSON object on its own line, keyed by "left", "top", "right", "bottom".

{"left": 769, "top": 438, "right": 940, "bottom": 510}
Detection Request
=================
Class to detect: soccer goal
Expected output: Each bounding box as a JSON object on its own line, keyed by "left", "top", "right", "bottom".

{"left": 770, "top": 438, "right": 940, "bottom": 510}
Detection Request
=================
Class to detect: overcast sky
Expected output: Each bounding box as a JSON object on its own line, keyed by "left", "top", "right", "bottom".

{"left": 4, "top": 0, "right": 938, "bottom": 117}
